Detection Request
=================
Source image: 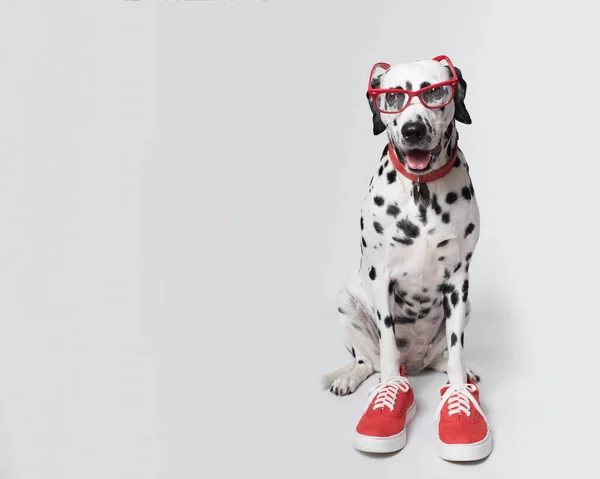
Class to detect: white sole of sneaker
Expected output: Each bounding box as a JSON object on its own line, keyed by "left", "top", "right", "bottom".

{"left": 437, "top": 431, "right": 493, "bottom": 462}
{"left": 353, "top": 402, "right": 417, "bottom": 454}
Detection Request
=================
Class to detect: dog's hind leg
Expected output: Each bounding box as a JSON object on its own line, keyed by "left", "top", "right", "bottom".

{"left": 322, "top": 276, "right": 379, "bottom": 396}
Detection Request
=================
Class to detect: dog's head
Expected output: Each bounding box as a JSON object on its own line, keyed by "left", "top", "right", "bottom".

{"left": 367, "top": 56, "right": 471, "bottom": 173}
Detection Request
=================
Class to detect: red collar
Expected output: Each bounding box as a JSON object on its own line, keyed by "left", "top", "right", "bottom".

{"left": 388, "top": 143, "right": 458, "bottom": 183}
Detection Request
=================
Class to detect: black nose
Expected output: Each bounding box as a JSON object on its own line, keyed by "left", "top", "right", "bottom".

{"left": 401, "top": 121, "right": 427, "bottom": 143}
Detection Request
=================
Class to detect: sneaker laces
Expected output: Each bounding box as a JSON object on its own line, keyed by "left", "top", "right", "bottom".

{"left": 435, "top": 383, "right": 491, "bottom": 430}
{"left": 365, "top": 376, "right": 411, "bottom": 412}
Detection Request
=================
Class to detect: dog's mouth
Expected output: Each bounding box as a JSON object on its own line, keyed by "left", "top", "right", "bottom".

{"left": 402, "top": 142, "right": 442, "bottom": 171}
{"left": 404, "top": 150, "right": 432, "bottom": 171}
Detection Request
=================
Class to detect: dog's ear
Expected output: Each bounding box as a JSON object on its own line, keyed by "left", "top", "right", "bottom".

{"left": 447, "top": 65, "right": 472, "bottom": 125}
{"left": 366, "top": 73, "right": 387, "bottom": 136}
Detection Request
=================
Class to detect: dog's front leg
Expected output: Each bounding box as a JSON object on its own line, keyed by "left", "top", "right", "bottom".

{"left": 372, "top": 271, "right": 401, "bottom": 380}
{"left": 444, "top": 274, "right": 469, "bottom": 385}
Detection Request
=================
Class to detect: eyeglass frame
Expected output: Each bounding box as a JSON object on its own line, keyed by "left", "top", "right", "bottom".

{"left": 367, "top": 55, "right": 459, "bottom": 114}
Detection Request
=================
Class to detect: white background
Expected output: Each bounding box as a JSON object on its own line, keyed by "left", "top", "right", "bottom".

{"left": 0, "top": 1, "right": 598, "bottom": 478}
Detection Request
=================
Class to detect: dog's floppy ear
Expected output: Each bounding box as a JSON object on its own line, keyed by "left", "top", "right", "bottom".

{"left": 447, "top": 65, "right": 472, "bottom": 124}
{"left": 366, "top": 73, "right": 386, "bottom": 136}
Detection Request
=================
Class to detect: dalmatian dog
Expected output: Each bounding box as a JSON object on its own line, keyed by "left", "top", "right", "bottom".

{"left": 322, "top": 56, "right": 492, "bottom": 460}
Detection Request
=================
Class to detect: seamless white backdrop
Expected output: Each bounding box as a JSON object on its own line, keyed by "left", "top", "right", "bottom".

{"left": 0, "top": 1, "right": 598, "bottom": 478}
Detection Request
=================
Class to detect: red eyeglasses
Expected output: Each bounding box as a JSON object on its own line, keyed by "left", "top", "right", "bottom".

{"left": 367, "top": 55, "right": 459, "bottom": 114}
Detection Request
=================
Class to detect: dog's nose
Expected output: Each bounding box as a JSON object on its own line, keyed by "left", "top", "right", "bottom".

{"left": 401, "top": 122, "right": 427, "bottom": 143}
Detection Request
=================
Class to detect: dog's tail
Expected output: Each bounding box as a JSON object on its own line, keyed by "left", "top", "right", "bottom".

{"left": 320, "top": 361, "right": 355, "bottom": 389}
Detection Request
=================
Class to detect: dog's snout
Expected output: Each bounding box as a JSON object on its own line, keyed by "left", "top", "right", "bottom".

{"left": 401, "top": 122, "right": 427, "bottom": 144}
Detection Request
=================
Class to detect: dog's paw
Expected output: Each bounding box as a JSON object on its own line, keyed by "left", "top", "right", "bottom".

{"left": 429, "top": 357, "right": 481, "bottom": 383}
{"left": 329, "top": 372, "right": 361, "bottom": 396}
{"left": 467, "top": 367, "right": 481, "bottom": 383}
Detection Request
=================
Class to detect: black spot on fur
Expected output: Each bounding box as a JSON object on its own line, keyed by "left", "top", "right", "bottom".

{"left": 451, "top": 332, "right": 458, "bottom": 347}
{"left": 461, "top": 186, "right": 472, "bottom": 201}
{"left": 384, "top": 316, "right": 394, "bottom": 329}
{"left": 374, "top": 195, "right": 385, "bottom": 207}
{"left": 453, "top": 262, "right": 462, "bottom": 273}
{"left": 397, "top": 219, "right": 420, "bottom": 238}
{"left": 360, "top": 217, "right": 364, "bottom": 230}
{"left": 358, "top": 359, "right": 365, "bottom": 364}
{"left": 413, "top": 294, "right": 430, "bottom": 304}
{"left": 405, "top": 81, "right": 413, "bottom": 91}
{"left": 432, "top": 194, "right": 442, "bottom": 215}
{"left": 388, "top": 279, "right": 397, "bottom": 295}
{"left": 465, "top": 223, "right": 475, "bottom": 237}
{"left": 377, "top": 310, "right": 381, "bottom": 320}
{"left": 437, "top": 239, "right": 449, "bottom": 248}
{"left": 405, "top": 308, "right": 417, "bottom": 317}
{"left": 362, "top": 237, "right": 367, "bottom": 248}
{"left": 444, "top": 122, "right": 453, "bottom": 140}
{"left": 438, "top": 256, "right": 445, "bottom": 261}
{"left": 393, "top": 119, "right": 397, "bottom": 126}
{"left": 424, "top": 117, "right": 433, "bottom": 134}
{"left": 413, "top": 183, "right": 431, "bottom": 207}
{"left": 386, "top": 169, "right": 397, "bottom": 184}
{"left": 369, "top": 266, "right": 377, "bottom": 280}
{"left": 462, "top": 279, "right": 469, "bottom": 302}
{"left": 470, "top": 183, "right": 475, "bottom": 196}
{"left": 377, "top": 328, "right": 381, "bottom": 339}
{"left": 381, "top": 144, "right": 389, "bottom": 158}
{"left": 446, "top": 192, "right": 458, "bottom": 204}
{"left": 374, "top": 221, "right": 384, "bottom": 234}
{"left": 393, "top": 236, "right": 413, "bottom": 246}
{"left": 386, "top": 204, "right": 400, "bottom": 217}
{"left": 442, "top": 212, "right": 451, "bottom": 224}
{"left": 439, "top": 283, "right": 455, "bottom": 294}
{"left": 338, "top": 307, "right": 346, "bottom": 314}
{"left": 444, "top": 269, "right": 451, "bottom": 279}
{"left": 451, "top": 290, "right": 459, "bottom": 306}
{"left": 461, "top": 333, "right": 465, "bottom": 348}
{"left": 466, "top": 252, "right": 473, "bottom": 262}
{"left": 378, "top": 165, "right": 384, "bottom": 176}
{"left": 420, "top": 81, "right": 431, "bottom": 89}
{"left": 443, "top": 296, "right": 452, "bottom": 319}
{"left": 454, "top": 157, "right": 462, "bottom": 168}
{"left": 351, "top": 347, "right": 356, "bottom": 358}
{"left": 396, "top": 337, "right": 409, "bottom": 349}
{"left": 420, "top": 307, "right": 431, "bottom": 316}
{"left": 446, "top": 142, "right": 453, "bottom": 157}
{"left": 418, "top": 204, "right": 427, "bottom": 225}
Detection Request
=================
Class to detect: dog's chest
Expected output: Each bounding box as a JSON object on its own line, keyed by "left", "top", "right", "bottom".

{"left": 358, "top": 153, "right": 479, "bottom": 359}
{"left": 360, "top": 155, "right": 479, "bottom": 371}
{"left": 362, "top": 163, "right": 476, "bottom": 280}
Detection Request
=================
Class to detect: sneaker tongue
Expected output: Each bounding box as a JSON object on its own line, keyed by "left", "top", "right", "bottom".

{"left": 405, "top": 151, "right": 431, "bottom": 170}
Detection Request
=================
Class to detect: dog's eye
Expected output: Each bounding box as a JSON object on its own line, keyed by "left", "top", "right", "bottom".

{"left": 381, "top": 92, "right": 406, "bottom": 112}
{"left": 422, "top": 86, "right": 451, "bottom": 107}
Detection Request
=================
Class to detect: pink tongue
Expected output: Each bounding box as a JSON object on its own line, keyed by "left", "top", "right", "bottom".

{"left": 405, "top": 151, "right": 431, "bottom": 170}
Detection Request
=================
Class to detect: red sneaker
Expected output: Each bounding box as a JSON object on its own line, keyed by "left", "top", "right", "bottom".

{"left": 435, "top": 378, "right": 493, "bottom": 461}
{"left": 354, "top": 370, "right": 416, "bottom": 453}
